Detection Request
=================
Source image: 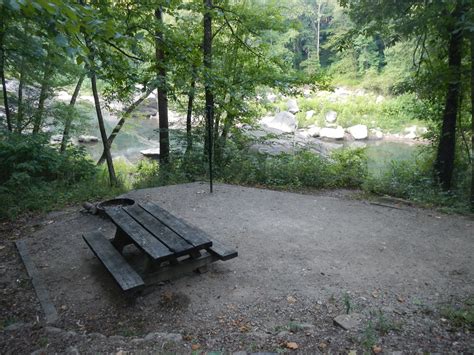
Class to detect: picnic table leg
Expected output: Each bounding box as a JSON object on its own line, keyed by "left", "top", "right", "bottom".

{"left": 189, "top": 250, "right": 208, "bottom": 274}
{"left": 111, "top": 228, "right": 130, "bottom": 253}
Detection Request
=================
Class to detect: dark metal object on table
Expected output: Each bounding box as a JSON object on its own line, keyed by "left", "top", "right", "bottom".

{"left": 96, "top": 198, "right": 135, "bottom": 217}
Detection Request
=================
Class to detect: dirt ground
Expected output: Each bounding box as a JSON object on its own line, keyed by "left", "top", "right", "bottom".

{"left": 0, "top": 182, "right": 473, "bottom": 354}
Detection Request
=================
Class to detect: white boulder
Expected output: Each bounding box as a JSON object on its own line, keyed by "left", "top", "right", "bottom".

{"left": 325, "top": 110, "right": 337, "bottom": 123}
{"left": 286, "top": 99, "right": 299, "bottom": 114}
{"left": 307, "top": 125, "right": 321, "bottom": 137}
{"left": 320, "top": 126, "right": 345, "bottom": 140}
{"left": 347, "top": 124, "right": 368, "bottom": 140}
{"left": 78, "top": 135, "right": 99, "bottom": 143}
{"left": 260, "top": 111, "right": 297, "bottom": 133}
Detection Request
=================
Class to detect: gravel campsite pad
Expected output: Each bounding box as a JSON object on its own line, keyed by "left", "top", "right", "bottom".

{"left": 0, "top": 182, "right": 473, "bottom": 353}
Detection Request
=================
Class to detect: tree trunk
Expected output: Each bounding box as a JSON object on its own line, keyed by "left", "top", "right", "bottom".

{"left": 203, "top": 0, "right": 214, "bottom": 192}
{"left": 0, "top": 18, "right": 12, "bottom": 131}
{"left": 33, "top": 61, "right": 52, "bottom": 134}
{"left": 471, "top": 33, "right": 474, "bottom": 211}
{"left": 16, "top": 67, "right": 24, "bottom": 133}
{"left": 434, "top": 3, "right": 464, "bottom": 190}
{"left": 186, "top": 72, "right": 196, "bottom": 152}
{"left": 315, "top": 1, "right": 322, "bottom": 62}
{"left": 97, "top": 85, "right": 155, "bottom": 165}
{"left": 60, "top": 73, "right": 85, "bottom": 153}
{"left": 84, "top": 33, "right": 117, "bottom": 186}
{"left": 90, "top": 73, "right": 117, "bottom": 186}
{"left": 155, "top": 7, "right": 169, "bottom": 165}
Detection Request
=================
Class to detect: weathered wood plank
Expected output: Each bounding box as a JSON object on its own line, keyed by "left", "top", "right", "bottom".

{"left": 123, "top": 204, "right": 194, "bottom": 255}
{"left": 15, "top": 240, "right": 58, "bottom": 324}
{"left": 140, "top": 203, "right": 212, "bottom": 249}
{"left": 208, "top": 239, "right": 238, "bottom": 261}
{"left": 83, "top": 232, "right": 145, "bottom": 291}
{"left": 106, "top": 208, "right": 173, "bottom": 261}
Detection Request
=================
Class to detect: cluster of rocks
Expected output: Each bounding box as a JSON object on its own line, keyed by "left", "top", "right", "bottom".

{"left": 244, "top": 98, "right": 427, "bottom": 157}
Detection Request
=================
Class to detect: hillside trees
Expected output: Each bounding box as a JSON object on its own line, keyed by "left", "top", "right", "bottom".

{"left": 340, "top": 0, "right": 473, "bottom": 192}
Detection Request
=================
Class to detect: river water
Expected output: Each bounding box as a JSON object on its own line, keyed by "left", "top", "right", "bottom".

{"left": 79, "top": 105, "right": 420, "bottom": 175}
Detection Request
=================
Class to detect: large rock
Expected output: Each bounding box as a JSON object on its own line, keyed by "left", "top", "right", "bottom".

{"left": 347, "top": 124, "right": 368, "bottom": 140}
{"left": 305, "top": 110, "right": 315, "bottom": 120}
{"left": 78, "top": 135, "right": 99, "bottom": 143}
{"left": 286, "top": 99, "right": 299, "bottom": 114}
{"left": 249, "top": 139, "right": 295, "bottom": 155}
{"left": 320, "top": 126, "right": 344, "bottom": 140}
{"left": 325, "top": 110, "right": 337, "bottom": 123}
{"left": 370, "top": 128, "right": 384, "bottom": 140}
{"left": 140, "top": 148, "right": 160, "bottom": 157}
{"left": 260, "top": 111, "right": 297, "bottom": 133}
{"left": 307, "top": 125, "right": 321, "bottom": 137}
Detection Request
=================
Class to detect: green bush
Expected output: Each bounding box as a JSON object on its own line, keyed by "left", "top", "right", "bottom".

{"left": 0, "top": 132, "right": 125, "bottom": 220}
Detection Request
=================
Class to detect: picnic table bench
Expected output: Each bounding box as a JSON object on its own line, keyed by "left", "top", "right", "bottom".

{"left": 83, "top": 202, "right": 237, "bottom": 293}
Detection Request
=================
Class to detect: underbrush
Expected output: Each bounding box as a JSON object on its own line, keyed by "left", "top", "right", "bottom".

{"left": 363, "top": 147, "right": 471, "bottom": 214}
{"left": 0, "top": 133, "right": 127, "bottom": 220}
{"left": 135, "top": 144, "right": 368, "bottom": 191}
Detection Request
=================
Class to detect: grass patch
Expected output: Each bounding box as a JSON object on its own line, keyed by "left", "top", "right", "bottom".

{"left": 440, "top": 297, "right": 474, "bottom": 330}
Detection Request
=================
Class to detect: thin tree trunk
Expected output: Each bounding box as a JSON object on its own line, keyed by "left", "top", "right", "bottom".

{"left": 186, "top": 73, "right": 196, "bottom": 151}
{"left": 315, "top": 1, "right": 321, "bottom": 62}
{"left": 60, "top": 73, "right": 85, "bottom": 153}
{"left": 155, "top": 6, "right": 169, "bottom": 165}
{"left": 33, "top": 61, "right": 52, "bottom": 134}
{"left": 0, "top": 18, "right": 12, "bottom": 131}
{"left": 434, "top": 3, "right": 464, "bottom": 190}
{"left": 203, "top": 0, "right": 214, "bottom": 192}
{"left": 90, "top": 73, "right": 117, "bottom": 186}
{"left": 97, "top": 85, "right": 155, "bottom": 165}
{"left": 16, "top": 68, "right": 24, "bottom": 133}
{"left": 84, "top": 33, "right": 117, "bottom": 186}
{"left": 471, "top": 33, "right": 474, "bottom": 210}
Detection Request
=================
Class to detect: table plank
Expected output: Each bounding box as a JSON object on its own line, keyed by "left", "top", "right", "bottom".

{"left": 140, "top": 202, "right": 212, "bottom": 249}
{"left": 123, "top": 204, "right": 193, "bottom": 255}
{"left": 83, "top": 232, "right": 145, "bottom": 291}
{"left": 106, "top": 208, "right": 173, "bottom": 261}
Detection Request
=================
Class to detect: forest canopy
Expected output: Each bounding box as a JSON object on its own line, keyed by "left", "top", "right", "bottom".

{"left": 1, "top": 0, "right": 474, "bottom": 218}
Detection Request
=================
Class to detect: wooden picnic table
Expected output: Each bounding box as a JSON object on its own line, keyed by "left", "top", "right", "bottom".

{"left": 83, "top": 202, "right": 237, "bottom": 293}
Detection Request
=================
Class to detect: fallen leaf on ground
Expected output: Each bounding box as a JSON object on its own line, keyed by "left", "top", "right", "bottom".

{"left": 397, "top": 295, "right": 405, "bottom": 303}
{"left": 286, "top": 342, "right": 299, "bottom": 350}
{"left": 372, "top": 345, "right": 382, "bottom": 353}
{"left": 287, "top": 295, "right": 296, "bottom": 304}
{"left": 318, "top": 341, "right": 328, "bottom": 350}
{"left": 371, "top": 291, "right": 379, "bottom": 298}
{"left": 0, "top": 245, "right": 5, "bottom": 250}
{"left": 191, "top": 343, "right": 201, "bottom": 350}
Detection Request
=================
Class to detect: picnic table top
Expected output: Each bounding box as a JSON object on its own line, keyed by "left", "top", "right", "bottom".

{"left": 105, "top": 202, "right": 214, "bottom": 262}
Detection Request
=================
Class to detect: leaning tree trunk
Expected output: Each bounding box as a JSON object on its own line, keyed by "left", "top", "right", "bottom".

{"left": 0, "top": 17, "right": 12, "bottom": 131}
{"left": 434, "top": 3, "right": 464, "bottom": 190}
{"left": 84, "top": 35, "right": 117, "bottom": 186}
{"left": 203, "top": 0, "right": 214, "bottom": 193}
{"left": 60, "top": 73, "right": 85, "bottom": 153}
{"left": 90, "top": 72, "right": 117, "bottom": 186}
{"left": 155, "top": 6, "right": 170, "bottom": 165}
{"left": 470, "top": 33, "right": 474, "bottom": 211}
{"left": 97, "top": 86, "right": 155, "bottom": 165}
